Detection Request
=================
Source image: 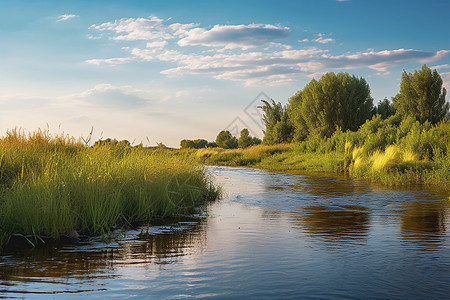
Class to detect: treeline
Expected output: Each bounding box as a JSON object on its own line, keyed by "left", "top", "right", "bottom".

{"left": 260, "top": 65, "right": 448, "bottom": 145}
{"left": 190, "top": 65, "right": 449, "bottom": 189}
{"left": 180, "top": 128, "right": 261, "bottom": 149}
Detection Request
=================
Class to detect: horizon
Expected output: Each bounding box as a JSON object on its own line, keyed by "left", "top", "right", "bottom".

{"left": 1, "top": 0, "right": 449, "bottom": 147}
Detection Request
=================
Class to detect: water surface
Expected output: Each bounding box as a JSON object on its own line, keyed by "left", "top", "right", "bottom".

{"left": 1, "top": 166, "right": 449, "bottom": 299}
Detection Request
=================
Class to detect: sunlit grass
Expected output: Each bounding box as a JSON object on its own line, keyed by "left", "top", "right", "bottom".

{"left": 0, "top": 129, "right": 219, "bottom": 249}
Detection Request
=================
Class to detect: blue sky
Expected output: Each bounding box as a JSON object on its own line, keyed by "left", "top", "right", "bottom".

{"left": 1, "top": 0, "right": 449, "bottom": 147}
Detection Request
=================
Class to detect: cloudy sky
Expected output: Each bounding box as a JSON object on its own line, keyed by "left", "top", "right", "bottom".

{"left": 1, "top": 0, "right": 449, "bottom": 147}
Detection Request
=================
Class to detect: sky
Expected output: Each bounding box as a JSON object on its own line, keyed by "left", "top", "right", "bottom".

{"left": 0, "top": 0, "right": 449, "bottom": 147}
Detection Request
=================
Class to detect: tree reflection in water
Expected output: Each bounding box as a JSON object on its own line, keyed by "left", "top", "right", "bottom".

{"left": 290, "top": 206, "right": 370, "bottom": 246}
{"left": 0, "top": 219, "right": 207, "bottom": 291}
{"left": 400, "top": 201, "right": 449, "bottom": 250}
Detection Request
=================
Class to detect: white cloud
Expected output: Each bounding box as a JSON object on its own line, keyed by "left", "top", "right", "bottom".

{"left": 90, "top": 16, "right": 172, "bottom": 41}
{"left": 313, "top": 33, "right": 335, "bottom": 44}
{"left": 440, "top": 72, "right": 450, "bottom": 91}
{"left": 146, "top": 40, "right": 168, "bottom": 48}
{"left": 85, "top": 57, "right": 133, "bottom": 66}
{"left": 178, "top": 24, "right": 290, "bottom": 49}
{"left": 175, "top": 90, "right": 191, "bottom": 98}
{"left": 86, "top": 15, "right": 450, "bottom": 86}
{"left": 320, "top": 49, "right": 450, "bottom": 72}
{"left": 430, "top": 64, "right": 450, "bottom": 70}
{"left": 65, "top": 84, "right": 152, "bottom": 109}
{"left": 56, "top": 14, "right": 79, "bottom": 22}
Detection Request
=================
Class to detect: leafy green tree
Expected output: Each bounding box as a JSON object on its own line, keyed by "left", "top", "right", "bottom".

{"left": 215, "top": 130, "right": 238, "bottom": 149}
{"left": 393, "top": 65, "right": 448, "bottom": 124}
{"left": 259, "top": 99, "right": 294, "bottom": 144}
{"left": 289, "top": 72, "right": 373, "bottom": 139}
{"left": 180, "top": 139, "right": 195, "bottom": 149}
{"left": 238, "top": 128, "right": 252, "bottom": 148}
{"left": 180, "top": 139, "right": 209, "bottom": 149}
{"left": 251, "top": 137, "right": 262, "bottom": 146}
{"left": 193, "top": 139, "right": 208, "bottom": 148}
{"left": 374, "top": 98, "right": 396, "bottom": 119}
{"left": 270, "top": 112, "right": 294, "bottom": 144}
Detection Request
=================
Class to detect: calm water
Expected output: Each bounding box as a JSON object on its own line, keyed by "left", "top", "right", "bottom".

{"left": 1, "top": 166, "right": 449, "bottom": 299}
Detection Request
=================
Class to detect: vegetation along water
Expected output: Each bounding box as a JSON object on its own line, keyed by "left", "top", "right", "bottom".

{"left": 181, "top": 65, "right": 450, "bottom": 192}
{"left": 0, "top": 129, "right": 219, "bottom": 249}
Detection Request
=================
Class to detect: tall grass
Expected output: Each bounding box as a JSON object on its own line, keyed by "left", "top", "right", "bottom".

{"left": 0, "top": 129, "right": 219, "bottom": 249}
{"left": 191, "top": 117, "right": 449, "bottom": 192}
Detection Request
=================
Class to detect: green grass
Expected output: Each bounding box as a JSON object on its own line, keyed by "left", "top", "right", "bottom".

{"left": 189, "top": 118, "right": 450, "bottom": 194}
{"left": 0, "top": 129, "right": 219, "bottom": 249}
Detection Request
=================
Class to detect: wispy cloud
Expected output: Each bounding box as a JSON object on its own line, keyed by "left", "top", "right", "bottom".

{"left": 89, "top": 16, "right": 194, "bottom": 41}
{"left": 312, "top": 33, "right": 335, "bottom": 44}
{"left": 178, "top": 24, "right": 290, "bottom": 49}
{"left": 86, "top": 15, "right": 450, "bottom": 86}
{"left": 430, "top": 64, "right": 450, "bottom": 70}
{"left": 56, "top": 14, "right": 79, "bottom": 22}
{"left": 65, "top": 84, "right": 151, "bottom": 109}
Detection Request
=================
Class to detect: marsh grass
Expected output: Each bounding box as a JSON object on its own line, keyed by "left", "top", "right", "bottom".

{"left": 0, "top": 129, "right": 219, "bottom": 249}
{"left": 193, "top": 117, "right": 449, "bottom": 192}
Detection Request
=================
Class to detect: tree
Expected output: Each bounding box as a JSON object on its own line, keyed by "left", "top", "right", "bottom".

{"left": 215, "top": 130, "right": 238, "bottom": 149}
{"left": 259, "top": 99, "right": 294, "bottom": 144}
{"left": 393, "top": 65, "right": 448, "bottom": 124}
{"left": 180, "top": 139, "right": 195, "bottom": 149}
{"left": 374, "top": 98, "right": 396, "bottom": 119}
{"left": 238, "top": 128, "right": 252, "bottom": 148}
{"left": 251, "top": 137, "right": 262, "bottom": 146}
{"left": 288, "top": 72, "right": 373, "bottom": 139}
{"left": 180, "top": 139, "right": 209, "bottom": 149}
{"left": 193, "top": 139, "right": 208, "bottom": 148}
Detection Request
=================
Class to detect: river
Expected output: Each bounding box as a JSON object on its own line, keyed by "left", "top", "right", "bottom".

{"left": 1, "top": 166, "right": 449, "bottom": 299}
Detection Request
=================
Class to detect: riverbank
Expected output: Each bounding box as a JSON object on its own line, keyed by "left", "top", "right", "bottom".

{"left": 0, "top": 129, "right": 219, "bottom": 250}
{"left": 190, "top": 142, "right": 449, "bottom": 194}
{"left": 189, "top": 117, "right": 450, "bottom": 194}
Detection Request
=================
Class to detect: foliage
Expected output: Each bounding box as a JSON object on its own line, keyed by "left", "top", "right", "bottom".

{"left": 180, "top": 139, "right": 209, "bottom": 149}
{"left": 259, "top": 99, "right": 294, "bottom": 144}
{"left": 393, "top": 64, "right": 448, "bottom": 124}
{"left": 238, "top": 128, "right": 252, "bottom": 148}
{"left": 288, "top": 72, "right": 374, "bottom": 138}
{"left": 373, "top": 98, "right": 396, "bottom": 119}
{"left": 215, "top": 130, "right": 238, "bottom": 149}
{"left": 0, "top": 129, "right": 219, "bottom": 249}
{"left": 238, "top": 128, "right": 262, "bottom": 149}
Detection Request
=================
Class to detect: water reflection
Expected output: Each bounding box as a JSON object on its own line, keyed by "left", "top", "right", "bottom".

{"left": 0, "top": 220, "right": 207, "bottom": 295}
{"left": 1, "top": 167, "right": 449, "bottom": 299}
{"left": 400, "top": 201, "right": 449, "bottom": 250}
{"left": 291, "top": 206, "right": 370, "bottom": 245}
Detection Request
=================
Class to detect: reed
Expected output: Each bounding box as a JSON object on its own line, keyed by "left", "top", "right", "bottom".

{"left": 0, "top": 129, "right": 219, "bottom": 249}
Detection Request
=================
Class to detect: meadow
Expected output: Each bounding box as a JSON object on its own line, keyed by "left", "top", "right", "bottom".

{"left": 0, "top": 129, "right": 219, "bottom": 249}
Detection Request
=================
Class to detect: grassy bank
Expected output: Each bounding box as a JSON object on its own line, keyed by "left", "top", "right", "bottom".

{"left": 193, "top": 116, "right": 450, "bottom": 194}
{"left": 0, "top": 129, "right": 219, "bottom": 249}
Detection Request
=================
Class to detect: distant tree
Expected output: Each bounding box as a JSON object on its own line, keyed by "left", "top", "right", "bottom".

{"left": 393, "top": 65, "right": 448, "bottom": 124}
{"left": 206, "top": 141, "right": 218, "bottom": 148}
{"left": 374, "top": 98, "right": 396, "bottom": 119}
{"left": 259, "top": 99, "right": 294, "bottom": 144}
{"left": 215, "top": 130, "right": 238, "bottom": 149}
{"left": 193, "top": 139, "right": 208, "bottom": 148}
{"left": 288, "top": 72, "right": 373, "bottom": 139}
{"left": 238, "top": 128, "right": 252, "bottom": 148}
{"left": 251, "top": 137, "right": 262, "bottom": 146}
{"left": 180, "top": 139, "right": 196, "bottom": 149}
{"left": 180, "top": 139, "right": 209, "bottom": 149}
